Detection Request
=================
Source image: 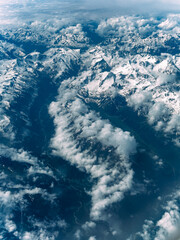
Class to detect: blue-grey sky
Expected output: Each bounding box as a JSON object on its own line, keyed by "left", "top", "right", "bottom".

{"left": 0, "top": 0, "right": 179, "bottom": 26}
{"left": 1, "top": 0, "right": 180, "bottom": 9}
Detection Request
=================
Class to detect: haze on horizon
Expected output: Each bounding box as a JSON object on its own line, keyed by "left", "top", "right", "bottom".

{"left": 1, "top": 0, "right": 180, "bottom": 12}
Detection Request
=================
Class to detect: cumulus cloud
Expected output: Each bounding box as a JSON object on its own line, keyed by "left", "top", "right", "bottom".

{"left": 166, "top": 114, "right": 180, "bottom": 133}
{"left": 50, "top": 99, "right": 135, "bottom": 219}
{"left": 0, "top": 144, "right": 55, "bottom": 178}
{"left": 73, "top": 103, "right": 137, "bottom": 159}
{"left": 156, "top": 74, "right": 176, "bottom": 86}
{"left": 54, "top": 24, "right": 89, "bottom": 48}
{"left": 155, "top": 196, "right": 180, "bottom": 240}
{"left": 0, "top": 144, "right": 58, "bottom": 238}
{"left": 96, "top": 16, "right": 137, "bottom": 37}
{"left": 148, "top": 102, "right": 169, "bottom": 125}
{"left": 132, "top": 190, "right": 180, "bottom": 240}
{"left": 49, "top": 76, "right": 137, "bottom": 220}
{"left": 0, "top": 185, "right": 58, "bottom": 239}
{"left": 0, "top": 144, "right": 37, "bottom": 165}
{"left": 21, "top": 217, "right": 67, "bottom": 240}
{"left": 134, "top": 220, "right": 154, "bottom": 240}
{"left": 82, "top": 221, "right": 96, "bottom": 231}
{"left": 89, "top": 236, "right": 96, "bottom": 240}
{"left": 128, "top": 91, "right": 152, "bottom": 110}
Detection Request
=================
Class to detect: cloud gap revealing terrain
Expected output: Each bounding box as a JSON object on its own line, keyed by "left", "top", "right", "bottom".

{"left": 0, "top": 0, "right": 180, "bottom": 239}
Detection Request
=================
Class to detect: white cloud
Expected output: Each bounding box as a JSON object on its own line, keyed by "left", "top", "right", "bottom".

{"left": 75, "top": 229, "right": 82, "bottom": 240}
{"left": 73, "top": 105, "right": 137, "bottom": 159}
{"left": 128, "top": 91, "right": 152, "bottom": 111}
{"left": 166, "top": 114, "right": 180, "bottom": 133}
{"left": 0, "top": 183, "right": 59, "bottom": 238}
{"left": 22, "top": 230, "right": 56, "bottom": 240}
{"left": 82, "top": 221, "right": 96, "bottom": 231}
{"left": 155, "top": 199, "right": 180, "bottom": 240}
{"left": 148, "top": 102, "right": 168, "bottom": 125}
{"left": 5, "top": 219, "right": 16, "bottom": 233}
{"left": 0, "top": 145, "right": 55, "bottom": 178}
{"left": 156, "top": 74, "right": 176, "bottom": 86}
{"left": 55, "top": 24, "right": 89, "bottom": 48}
{"left": 134, "top": 220, "right": 154, "bottom": 240}
{"left": 89, "top": 237, "right": 96, "bottom": 240}
{"left": 0, "top": 142, "right": 59, "bottom": 238}
{"left": 134, "top": 190, "right": 180, "bottom": 240}
{"left": 49, "top": 77, "right": 136, "bottom": 220}
{"left": 0, "top": 145, "right": 37, "bottom": 165}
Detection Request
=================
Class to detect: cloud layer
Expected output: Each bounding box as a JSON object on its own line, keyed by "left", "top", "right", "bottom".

{"left": 49, "top": 78, "right": 137, "bottom": 220}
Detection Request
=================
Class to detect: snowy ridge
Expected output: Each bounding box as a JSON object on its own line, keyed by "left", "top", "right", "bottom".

{"left": 0, "top": 45, "right": 41, "bottom": 141}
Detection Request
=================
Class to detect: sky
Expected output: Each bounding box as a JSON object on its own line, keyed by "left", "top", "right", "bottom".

{"left": 0, "top": 0, "right": 180, "bottom": 10}
{"left": 0, "top": 0, "right": 179, "bottom": 24}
